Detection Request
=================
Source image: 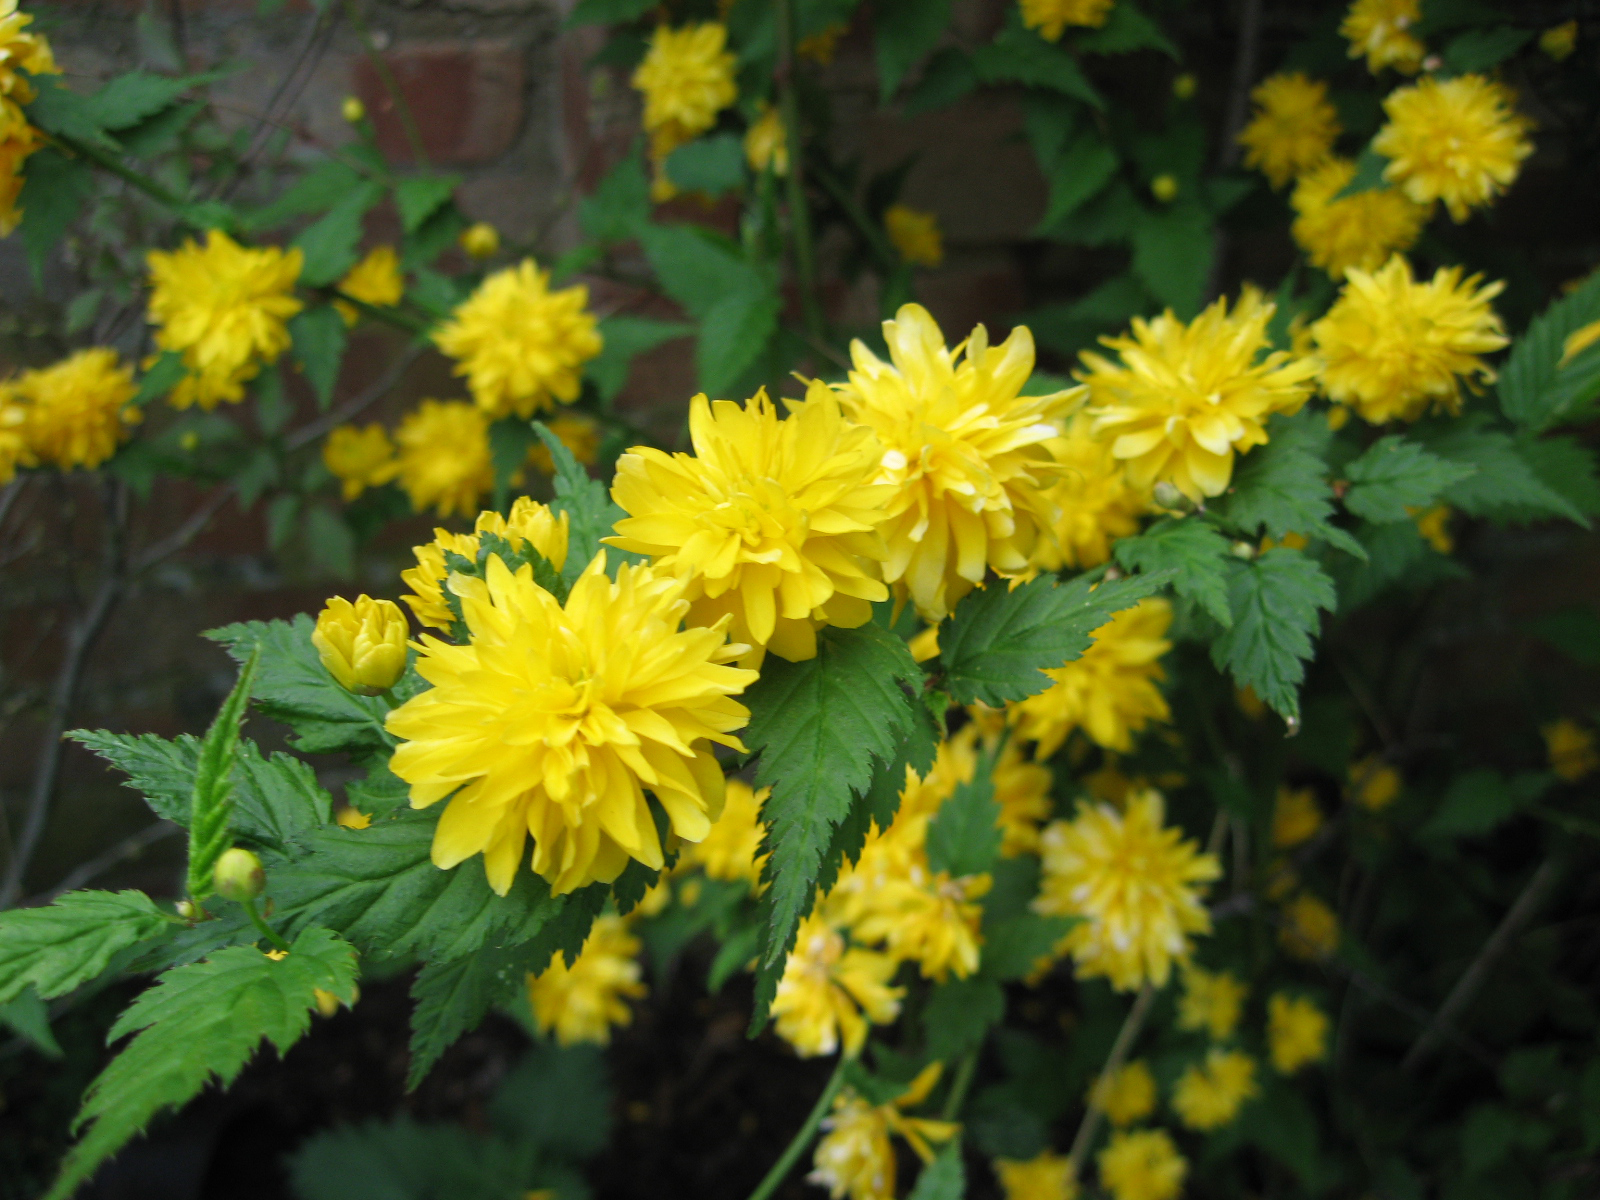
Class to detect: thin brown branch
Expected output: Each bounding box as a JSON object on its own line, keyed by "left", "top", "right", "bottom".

{"left": 25, "top": 822, "right": 181, "bottom": 906}
{"left": 1067, "top": 983, "right": 1158, "bottom": 1178}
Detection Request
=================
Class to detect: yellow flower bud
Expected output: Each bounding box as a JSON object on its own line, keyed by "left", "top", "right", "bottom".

{"left": 213, "top": 847, "right": 266, "bottom": 901}
{"left": 1151, "top": 173, "right": 1179, "bottom": 203}
{"left": 1172, "top": 73, "right": 1197, "bottom": 100}
{"left": 342, "top": 95, "right": 366, "bottom": 123}
{"left": 459, "top": 221, "right": 501, "bottom": 261}
{"left": 312, "top": 595, "right": 408, "bottom": 695}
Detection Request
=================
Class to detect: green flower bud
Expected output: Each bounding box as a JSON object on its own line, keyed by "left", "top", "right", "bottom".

{"left": 213, "top": 847, "right": 266, "bottom": 901}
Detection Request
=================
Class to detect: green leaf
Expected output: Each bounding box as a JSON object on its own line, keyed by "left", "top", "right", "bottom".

{"left": 1130, "top": 201, "right": 1213, "bottom": 319}
{"left": 1517, "top": 434, "right": 1600, "bottom": 520}
{"left": 1215, "top": 435, "right": 1367, "bottom": 558}
{"left": 27, "top": 74, "right": 117, "bottom": 148}
{"left": 1209, "top": 550, "right": 1336, "bottom": 724}
{"left": 1419, "top": 421, "right": 1587, "bottom": 524}
{"left": 588, "top": 314, "right": 693, "bottom": 403}
{"left": 925, "top": 975, "right": 1004, "bottom": 1061}
{"left": 489, "top": 1040, "right": 614, "bottom": 1157}
{"left": 305, "top": 504, "right": 357, "bottom": 579}
{"left": 1422, "top": 770, "right": 1549, "bottom": 840}
{"left": 665, "top": 133, "right": 746, "bottom": 196}
{"left": 206, "top": 616, "right": 391, "bottom": 754}
{"left": 698, "top": 279, "right": 781, "bottom": 395}
{"left": 972, "top": 27, "right": 1104, "bottom": 107}
{"left": 1526, "top": 606, "right": 1600, "bottom": 667}
{"left": 241, "top": 161, "right": 366, "bottom": 232}
{"left": 1334, "top": 520, "right": 1462, "bottom": 611}
{"left": 289, "top": 1117, "right": 521, "bottom": 1200}
{"left": 1442, "top": 26, "right": 1533, "bottom": 73}
{"left": 1331, "top": 144, "right": 1389, "bottom": 202}
{"left": 130, "top": 350, "right": 189, "bottom": 408}
{"left": 531, "top": 421, "right": 642, "bottom": 584}
{"left": 925, "top": 749, "right": 1002, "bottom": 878}
{"left": 639, "top": 223, "right": 760, "bottom": 320}
{"left": 1113, "top": 517, "right": 1233, "bottom": 626}
{"left": 0, "top": 890, "right": 171, "bottom": 1006}
{"left": 579, "top": 151, "right": 651, "bottom": 244}
{"left": 1499, "top": 271, "right": 1600, "bottom": 431}
{"left": 394, "top": 174, "right": 461, "bottom": 234}
{"left": 292, "top": 183, "right": 384, "bottom": 287}
{"left": 1341, "top": 436, "right": 1477, "bottom": 523}
{"left": 187, "top": 643, "right": 261, "bottom": 900}
{"left": 1, "top": 988, "right": 62, "bottom": 1057}
{"left": 876, "top": 0, "right": 951, "bottom": 100}
{"left": 16, "top": 147, "right": 93, "bottom": 286}
{"left": 1035, "top": 132, "right": 1119, "bottom": 235}
{"left": 904, "top": 46, "right": 977, "bottom": 114}
{"left": 940, "top": 571, "right": 1169, "bottom": 707}
{"left": 566, "top": 0, "right": 657, "bottom": 26}
{"left": 908, "top": 1141, "right": 967, "bottom": 1200}
{"left": 45, "top": 926, "right": 357, "bottom": 1200}
{"left": 85, "top": 70, "right": 219, "bottom": 131}
{"left": 979, "top": 913, "right": 1073, "bottom": 981}
{"left": 1075, "top": 1, "right": 1177, "bottom": 56}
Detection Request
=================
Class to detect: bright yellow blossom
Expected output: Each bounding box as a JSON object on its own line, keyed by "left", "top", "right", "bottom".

{"left": 433, "top": 259, "right": 602, "bottom": 418}
{"left": 1347, "top": 753, "right": 1401, "bottom": 811}
{"left": 323, "top": 423, "right": 398, "bottom": 501}
{"left": 1341, "top": 0, "right": 1424, "bottom": 74}
{"left": 386, "top": 553, "right": 758, "bottom": 895}
{"left": 771, "top": 912, "right": 903, "bottom": 1057}
{"left": 1280, "top": 893, "right": 1340, "bottom": 960}
{"left": 851, "top": 866, "right": 989, "bottom": 982}
{"left": 1237, "top": 73, "right": 1341, "bottom": 189}
{"left": 1089, "top": 1059, "right": 1157, "bottom": 1127}
{"left": 0, "top": 0, "right": 55, "bottom": 235}
{"left": 312, "top": 595, "right": 408, "bottom": 695}
{"left": 810, "top": 1068, "right": 959, "bottom": 1200}
{"left": 3, "top": 348, "right": 139, "bottom": 469}
{"left": 400, "top": 498, "right": 569, "bottom": 630}
{"left": 833, "top": 304, "right": 1069, "bottom": 621}
{"left": 1081, "top": 289, "right": 1317, "bottom": 500}
{"left": 1374, "top": 74, "right": 1534, "bottom": 222}
{"left": 460, "top": 221, "right": 501, "bottom": 260}
{"left": 1543, "top": 719, "right": 1598, "bottom": 783}
{"left": 1035, "top": 789, "right": 1220, "bottom": 991}
{"left": 996, "top": 1151, "right": 1078, "bottom": 1200}
{"left": 681, "top": 777, "right": 768, "bottom": 886}
{"left": 393, "top": 399, "right": 494, "bottom": 518}
{"left": 1177, "top": 964, "right": 1248, "bottom": 1040}
{"left": 1010, "top": 599, "right": 1172, "bottom": 757}
{"left": 609, "top": 389, "right": 890, "bottom": 666}
{"left": 1311, "top": 256, "right": 1508, "bottom": 424}
{"left": 147, "top": 230, "right": 304, "bottom": 410}
{"left": 885, "top": 204, "right": 944, "bottom": 268}
{"left": 1268, "top": 992, "right": 1329, "bottom": 1074}
{"left": 745, "top": 103, "right": 788, "bottom": 176}
{"left": 526, "top": 915, "right": 646, "bottom": 1045}
{"left": 1018, "top": 0, "right": 1113, "bottom": 41}
{"left": 1029, "top": 412, "right": 1148, "bottom": 573}
{"left": 334, "top": 244, "right": 404, "bottom": 325}
{"left": 1271, "top": 785, "right": 1323, "bottom": 849}
{"left": 1290, "top": 157, "right": 1427, "bottom": 279}
{"left": 632, "top": 22, "right": 738, "bottom": 167}
{"left": 1098, "top": 1129, "right": 1187, "bottom": 1200}
{"left": 1172, "top": 1049, "right": 1258, "bottom": 1131}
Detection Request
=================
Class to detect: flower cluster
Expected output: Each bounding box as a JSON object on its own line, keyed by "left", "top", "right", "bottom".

{"left": 631, "top": 22, "right": 738, "bottom": 197}
{"left": 0, "top": 0, "right": 55, "bottom": 234}
{"left": 0, "top": 348, "right": 140, "bottom": 479}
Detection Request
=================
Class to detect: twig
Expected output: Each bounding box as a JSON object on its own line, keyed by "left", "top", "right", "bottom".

{"left": 223, "top": 9, "right": 342, "bottom": 194}
{"left": 1067, "top": 983, "right": 1157, "bottom": 1178}
{"left": 745, "top": 1054, "right": 849, "bottom": 1200}
{"left": 25, "top": 822, "right": 181, "bottom": 905}
{"left": 343, "top": 0, "right": 429, "bottom": 166}
{"left": 774, "top": 0, "right": 824, "bottom": 342}
{"left": 941, "top": 1048, "right": 979, "bottom": 1121}
{"left": 283, "top": 343, "right": 425, "bottom": 451}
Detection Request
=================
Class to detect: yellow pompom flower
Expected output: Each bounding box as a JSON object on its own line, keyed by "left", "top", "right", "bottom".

{"left": 884, "top": 204, "right": 944, "bottom": 268}
{"left": 1177, "top": 964, "right": 1248, "bottom": 1040}
{"left": 1089, "top": 1060, "right": 1157, "bottom": 1127}
{"left": 1290, "top": 157, "right": 1428, "bottom": 279}
{"left": 1098, "top": 1129, "right": 1187, "bottom": 1200}
{"left": 810, "top": 1069, "right": 959, "bottom": 1200}
{"left": 1347, "top": 753, "right": 1401, "bottom": 811}
{"left": 400, "top": 498, "right": 569, "bottom": 630}
{"left": 631, "top": 22, "right": 738, "bottom": 164}
{"left": 1340, "top": 0, "right": 1424, "bottom": 74}
{"left": 1271, "top": 785, "right": 1323, "bottom": 849}
{"left": 1035, "top": 789, "right": 1220, "bottom": 991}
{"left": 526, "top": 915, "right": 646, "bottom": 1045}
{"left": 771, "top": 912, "right": 903, "bottom": 1058}
{"left": 745, "top": 102, "right": 788, "bottom": 176}
{"left": 312, "top": 595, "right": 409, "bottom": 695}
{"left": 1082, "top": 290, "right": 1317, "bottom": 501}
{"left": 680, "top": 777, "right": 768, "bottom": 886}
{"left": 1374, "top": 74, "right": 1534, "bottom": 222}
{"left": 1010, "top": 598, "right": 1173, "bottom": 757}
{"left": 996, "top": 1151, "right": 1078, "bottom": 1200}
{"left": 146, "top": 230, "right": 304, "bottom": 411}
{"left": 323, "top": 423, "right": 399, "bottom": 501}
{"left": 1279, "top": 893, "right": 1340, "bottom": 960}
{"left": 833, "top": 303, "right": 1068, "bottom": 621}
{"left": 850, "top": 865, "right": 990, "bottom": 982}
{"left": 334, "top": 244, "right": 404, "bottom": 326}
{"left": 394, "top": 399, "right": 494, "bottom": 518}
{"left": 459, "top": 221, "right": 501, "bottom": 261}
{"left": 1172, "top": 1049, "right": 1259, "bottom": 1131}
{"left": 1018, "top": 0, "right": 1113, "bottom": 41}
{"left": 433, "top": 260, "right": 603, "bottom": 419}
{"left": 1029, "top": 413, "right": 1148, "bottom": 573}
{"left": 609, "top": 389, "right": 890, "bottom": 666}
{"left": 3, "top": 348, "right": 139, "bottom": 470}
{"left": 1543, "top": 719, "right": 1598, "bottom": 783}
{"left": 1237, "top": 73, "right": 1342, "bottom": 189}
{"left": 1311, "top": 257, "right": 1508, "bottom": 425}
{"left": 1268, "top": 993, "right": 1329, "bottom": 1074}
{"left": 386, "top": 553, "right": 758, "bottom": 895}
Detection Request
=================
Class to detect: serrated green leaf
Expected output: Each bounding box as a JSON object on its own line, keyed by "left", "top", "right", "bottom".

{"left": 187, "top": 644, "right": 260, "bottom": 899}
{"left": 16, "top": 147, "right": 93, "bottom": 286}
{"left": 293, "top": 183, "right": 384, "bottom": 287}
{"left": 1331, "top": 144, "right": 1389, "bottom": 202}
{"left": 1075, "top": 1, "right": 1177, "bottom": 56}
{"left": 0, "top": 890, "right": 172, "bottom": 1006}
{"left": 1131, "top": 201, "right": 1214, "bottom": 319}
{"left": 27, "top": 74, "right": 118, "bottom": 149}
{"left": 532, "top": 421, "right": 643, "bottom": 584}
{"left": 904, "top": 46, "right": 977, "bottom": 114}
{"left": 925, "top": 975, "right": 1004, "bottom": 1063}
{"left": 394, "top": 174, "right": 460, "bottom": 233}
{"left": 665, "top": 133, "right": 746, "bottom": 196}
{"left": 972, "top": 27, "right": 1104, "bottom": 107}
{"left": 45, "top": 926, "right": 357, "bottom": 1200}
{"left": 1422, "top": 770, "right": 1549, "bottom": 840}
{"left": 941, "top": 571, "right": 1169, "bottom": 707}
{"left": 85, "top": 70, "right": 220, "bottom": 131}
{"left": 1209, "top": 550, "right": 1336, "bottom": 723}
{"left": 489, "top": 1039, "right": 614, "bottom": 1156}
{"left": 1036, "top": 132, "right": 1119, "bottom": 235}
{"left": 1113, "top": 517, "right": 1233, "bottom": 625}
{"left": 639, "top": 223, "right": 763, "bottom": 320}
{"left": 697, "top": 279, "right": 780, "bottom": 394}
{"left": 876, "top": 0, "right": 951, "bottom": 99}
{"left": 241, "top": 161, "right": 366, "bottom": 233}
{"left": 1342, "top": 435, "right": 1477, "bottom": 522}
{"left": 1516, "top": 434, "right": 1600, "bottom": 520}
{"left": 1, "top": 987, "right": 63, "bottom": 1057}
{"left": 289, "top": 1117, "right": 520, "bottom": 1200}
{"left": 289, "top": 305, "right": 348, "bottom": 409}
{"left": 1216, "top": 437, "right": 1367, "bottom": 558}
{"left": 908, "top": 1140, "right": 967, "bottom": 1200}
{"left": 979, "top": 913, "right": 1074, "bottom": 981}
{"left": 1442, "top": 25, "right": 1532, "bottom": 73}
{"left": 1419, "top": 420, "right": 1587, "bottom": 525}
{"left": 925, "top": 748, "right": 1002, "bottom": 878}
{"left": 579, "top": 150, "right": 651, "bottom": 244}
{"left": 1499, "top": 271, "right": 1600, "bottom": 431}
{"left": 587, "top": 314, "right": 693, "bottom": 403}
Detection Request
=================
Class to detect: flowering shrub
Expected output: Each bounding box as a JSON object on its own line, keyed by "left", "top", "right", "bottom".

{"left": 0, "top": 1, "right": 1598, "bottom": 1199}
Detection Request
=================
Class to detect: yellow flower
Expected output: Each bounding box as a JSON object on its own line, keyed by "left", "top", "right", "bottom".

{"left": 609, "top": 389, "right": 889, "bottom": 666}
{"left": 1010, "top": 599, "right": 1173, "bottom": 757}
{"left": 1029, "top": 413, "right": 1148, "bottom": 573}
{"left": 394, "top": 399, "right": 494, "bottom": 518}
{"left": 851, "top": 865, "right": 990, "bottom": 982}
{"left": 3, "top": 348, "right": 139, "bottom": 469}
{"left": 1412, "top": 504, "right": 1452, "bottom": 554}
{"left": 528, "top": 410, "right": 603, "bottom": 474}
{"left": 400, "top": 498, "right": 570, "bottom": 630}
{"left": 1543, "top": 719, "right": 1598, "bottom": 783}
{"left": 1237, "top": 73, "right": 1341, "bottom": 189}
{"left": 1271, "top": 786, "right": 1323, "bottom": 849}
{"left": 681, "top": 777, "right": 768, "bottom": 886}
{"left": 810, "top": 1069, "right": 960, "bottom": 1200}
{"left": 1290, "top": 157, "right": 1428, "bottom": 279}
{"left": 460, "top": 221, "right": 501, "bottom": 260}
{"left": 1082, "top": 290, "right": 1317, "bottom": 501}
{"left": 1541, "top": 20, "right": 1577, "bottom": 62}
{"left": 1098, "top": 1129, "right": 1187, "bottom": 1200}
{"left": 745, "top": 102, "right": 788, "bottom": 176}
{"left": 1089, "top": 1059, "right": 1157, "bottom": 1127}
{"left": 1268, "top": 992, "right": 1329, "bottom": 1074}
{"left": 833, "top": 304, "right": 1068, "bottom": 621}
{"left": 1172, "top": 1049, "right": 1258, "bottom": 1131}
{"left": 312, "top": 595, "right": 408, "bottom": 695}
{"left": 526, "top": 915, "right": 646, "bottom": 1045}
{"left": 1340, "top": 0, "right": 1424, "bottom": 74}
{"left": 433, "top": 259, "right": 603, "bottom": 419}
{"left": 1311, "top": 256, "right": 1508, "bottom": 425}
{"left": 1018, "top": 0, "right": 1114, "bottom": 41}
{"left": 631, "top": 22, "right": 738, "bottom": 165}
{"left": 1035, "top": 789, "right": 1220, "bottom": 991}
{"left": 323, "top": 423, "right": 398, "bottom": 501}
{"left": 1347, "top": 753, "right": 1401, "bottom": 811}
{"left": 885, "top": 204, "right": 944, "bottom": 268}
{"left": 1374, "top": 74, "right": 1534, "bottom": 222}
{"left": 1562, "top": 318, "right": 1600, "bottom": 365}
{"left": 996, "top": 1151, "right": 1078, "bottom": 1200}
{"left": 386, "top": 553, "right": 758, "bottom": 895}
{"left": 1279, "top": 893, "right": 1340, "bottom": 960}
{"left": 0, "top": 0, "right": 57, "bottom": 103}
{"left": 1177, "top": 964, "right": 1248, "bottom": 1040}
{"left": 771, "top": 912, "right": 903, "bottom": 1057}
{"left": 334, "top": 244, "right": 404, "bottom": 326}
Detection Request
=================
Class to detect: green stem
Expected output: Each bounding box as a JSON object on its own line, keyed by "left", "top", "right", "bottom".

{"left": 52, "top": 132, "right": 189, "bottom": 213}
{"left": 1067, "top": 982, "right": 1157, "bottom": 1179}
{"left": 242, "top": 894, "right": 291, "bottom": 953}
{"left": 746, "top": 1053, "right": 849, "bottom": 1200}
{"left": 809, "top": 160, "right": 896, "bottom": 271}
{"left": 773, "top": 0, "right": 824, "bottom": 343}
{"left": 941, "top": 1048, "right": 979, "bottom": 1121}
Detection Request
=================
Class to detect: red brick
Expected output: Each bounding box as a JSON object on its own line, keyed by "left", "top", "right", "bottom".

{"left": 352, "top": 40, "right": 525, "bottom": 167}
